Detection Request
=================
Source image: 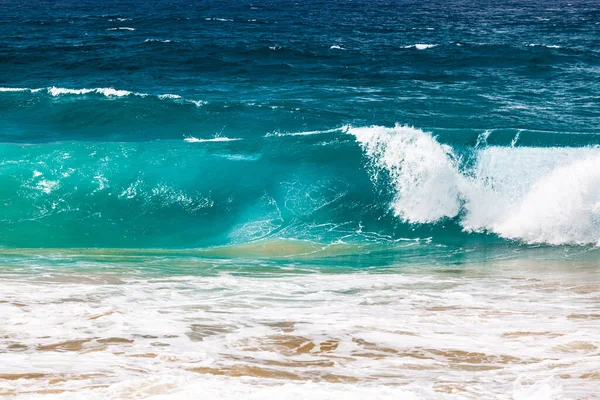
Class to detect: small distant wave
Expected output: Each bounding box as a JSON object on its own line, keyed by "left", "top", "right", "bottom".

{"left": 265, "top": 126, "right": 349, "bottom": 138}
{"left": 204, "top": 17, "right": 233, "bottom": 22}
{"left": 404, "top": 44, "right": 437, "bottom": 50}
{"left": 0, "top": 86, "right": 206, "bottom": 106}
{"left": 158, "top": 93, "right": 181, "bottom": 100}
{"left": 108, "top": 18, "right": 131, "bottom": 22}
{"left": 107, "top": 27, "right": 136, "bottom": 31}
{"left": 143, "top": 38, "right": 173, "bottom": 43}
{"left": 0, "top": 87, "right": 32, "bottom": 92}
{"left": 330, "top": 45, "right": 345, "bottom": 50}
{"left": 186, "top": 99, "right": 207, "bottom": 107}
{"left": 527, "top": 43, "right": 562, "bottom": 49}
{"left": 184, "top": 136, "right": 242, "bottom": 143}
{"left": 49, "top": 87, "right": 136, "bottom": 97}
{"left": 269, "top": 45, "right": 282, "bottom": 51}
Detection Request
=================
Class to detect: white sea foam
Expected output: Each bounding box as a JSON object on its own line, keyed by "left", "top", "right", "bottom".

{"left": 35, "top": 179, "right": 59, "bottom": 194}
{"left": 404, "top": 44, "right": 437, "bottom": 50}
{"left": 0, "top": 85, "right": 208, "bottom": 106}
{"left": 266, "top": 126, "right": 348, "bottom": 137}
{"left": 185, "top": 99, "right": 207, "bottom": 107}
{"left": 158, "top": 93, "right": 182, "bottom": 99}
{"left": 0, "top": 262, "right": 597, "bottom": 398}
{"left": 95, "top": 88, "right": 135, "bottom": 97}
{"left": 349, "top": 124, "right": 600, "bottom": 245}
{"left": 48, "top": 87, "right": 95, "bottom": 96}
{"left": 48, "top": 87, "right": 137, "bottom": 97}
{"left": 184, "top": 136, "right": 242, "bottom": 143}
{"left": 330, "top": 45, "right": 345, "bottom": 50}
{"left": 528, "top": 43, "right": 562, "bottom": 49}
{"left": 205, "top": 17, "right": 233, "bottom": 22}
{"left": 143, "top": 38, "right": 173, "bottom": 43}
{"left": 0, "top": 87, "right": 30, "bottom": 92}
{"left": 107, "top": 27, "right": 136, "bottom": 31}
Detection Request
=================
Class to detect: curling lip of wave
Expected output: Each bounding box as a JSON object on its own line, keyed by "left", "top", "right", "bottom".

{"left": 348, "top": 124, "right": 600, "bottom": 246}
{"left": 0, "top": 86, "right": 205, "bottom": 106}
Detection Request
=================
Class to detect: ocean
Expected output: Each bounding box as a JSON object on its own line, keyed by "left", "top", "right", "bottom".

{"left": 1, "top": 0, "right": 599, "bottom": 398}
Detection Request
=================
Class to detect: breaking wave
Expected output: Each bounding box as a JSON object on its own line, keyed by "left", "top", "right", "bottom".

{"left": 349, "top": 124, "right": 600, "bottom": 246}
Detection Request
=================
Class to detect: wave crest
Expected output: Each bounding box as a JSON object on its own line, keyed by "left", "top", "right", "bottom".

{"left": 349, "top": 124, "right": 600, "bottom": 246}
{"left": 0, "top": 86, "right": 206, "bottom": 106}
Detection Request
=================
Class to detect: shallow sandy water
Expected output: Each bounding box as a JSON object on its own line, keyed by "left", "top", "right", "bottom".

{"left": 1, "top": 259, "right": 599, "bottom": 399}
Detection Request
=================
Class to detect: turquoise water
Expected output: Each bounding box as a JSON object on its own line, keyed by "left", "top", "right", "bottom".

{"left": 2, "top": 3, "right": 600, "bottom": 398}
{"left": 1, "top": 0, "right": 599, "bottom": 259}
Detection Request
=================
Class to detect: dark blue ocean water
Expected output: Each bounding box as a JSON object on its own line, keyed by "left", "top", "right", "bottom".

{"left": 0, "top": 0, "right": 599, "bottom": 255}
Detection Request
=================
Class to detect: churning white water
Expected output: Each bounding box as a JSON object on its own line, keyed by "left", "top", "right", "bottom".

{"left": 349, "top": 124, "right": 600, "bottom": 246}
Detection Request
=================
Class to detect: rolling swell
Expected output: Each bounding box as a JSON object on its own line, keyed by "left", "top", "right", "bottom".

{"left": 0, "top": 123, "right": 598, "bottom": 248}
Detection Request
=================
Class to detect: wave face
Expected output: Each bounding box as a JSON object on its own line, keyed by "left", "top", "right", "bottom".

{"left": 0, "top": 0, "right": 599, "bottom": 251}
{"left": 0, "top": 124, "right": 598, "bottom": 249}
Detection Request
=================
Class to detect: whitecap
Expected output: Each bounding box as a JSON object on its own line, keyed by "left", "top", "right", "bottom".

{"left": 266, "top": 126, "right": 349, "bottom": 137}
{"left": 143, "top": 38, "right": 172, "bottom": 43}
{"left": 184, "top": 136, "right": 242, "bottom": 143}
{"left": 107, "top": 27, "right": 135, "bottom": 31}
{"left": 527, "top": 43, "right": 561, "bottom": 49}
{"left": 2, "top": 86, "right": 208, "bottom": 106}
{"left": 48, "top": 87, "right": 137, "bottom": 97}
{"left": 0, "top": 87, "right": 31, "bottom": 92}
{"left": 330, "top": 45, "right": 345, "bottom": 50}
{"left": 95, "top": 88, "right": 134, "bottom": 97}
{"left": 158, "top": 94, "right": 182, "bottom": 100}
{"left": 186, "top": 99, "right": 207, "bottom": 107}
{"left": 48, "top": 87, "right": 95, "bottom": 96}
{"left": 404, "top": 44, "right": 437, "bottom": 50}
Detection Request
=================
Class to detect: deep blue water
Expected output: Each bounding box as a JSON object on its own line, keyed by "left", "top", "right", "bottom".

{"left": 0, "top": 0, "right": 599, "bottom": 255}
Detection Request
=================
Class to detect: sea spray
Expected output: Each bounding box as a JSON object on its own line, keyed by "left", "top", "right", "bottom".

{"left": 349, "top": 125, "right": 600, "bottom": 245}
